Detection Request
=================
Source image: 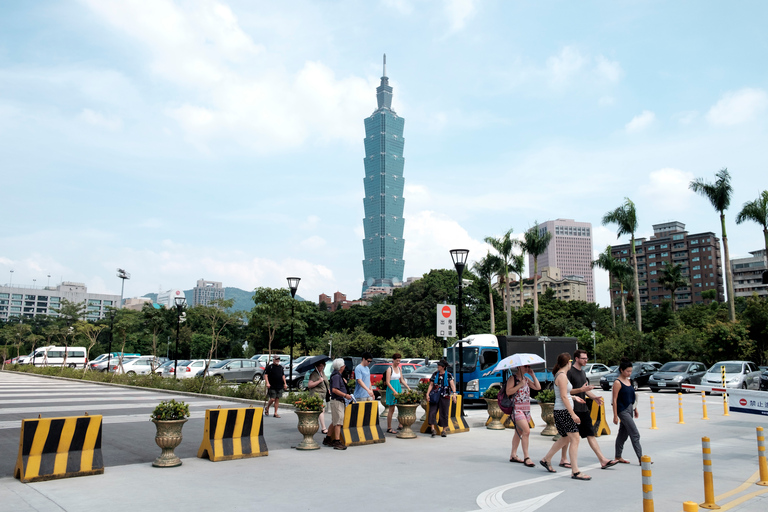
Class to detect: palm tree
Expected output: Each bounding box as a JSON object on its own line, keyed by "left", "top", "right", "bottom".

{"left": 509, "top": 253, "right": 525, "bottom": 312}
{"left": 472, "top": 253, "right": 502, "bottom": 334}
{"left": 602, "top": 198, "right": 643, "bottom": 331}
{"left": 612, "top": 261, "right": 633, "bottom": 324}
{"left": 592, "top": 246, "right": 618, "bottom": 328}
{"left": 659, "top": 262, "right": 688, "bottom": 312}
{"left": 689, "top": 168, "right": 736, "bottom": 322}
{"left": 484, "top": 229, "right": 516, "bottom": 335}
{"left": 735, "top": 190, "right": 768, "bottom": 261}
{"left": 519, "top": 222, "right": 553, "bottom": 336}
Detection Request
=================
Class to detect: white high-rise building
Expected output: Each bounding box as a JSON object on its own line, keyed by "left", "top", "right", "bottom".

{"left": 0, "top": 281, "right": 120, "bottom": 321}
{"left": 528, "top": 219, "right": 595, "bottom": 303}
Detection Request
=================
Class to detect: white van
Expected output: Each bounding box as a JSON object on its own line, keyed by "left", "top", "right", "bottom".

{"left": 29, "top": 345, "right": 88, "bottom": 369}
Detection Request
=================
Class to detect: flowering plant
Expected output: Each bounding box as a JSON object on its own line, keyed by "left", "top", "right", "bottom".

{"left": 150, "top": 399, "right": 189, "bottom": 421}
{"left": 293, "top": 394, "right": 324, "bottom": 412}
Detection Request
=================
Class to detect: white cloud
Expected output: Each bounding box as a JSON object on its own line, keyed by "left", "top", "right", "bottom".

{"left": 300, "top": 235, "right": 326, "bottom": 249}
{"left": 640, "top": 168, "right": 695, "bottom": 212}
{"left": 598, "top": 96, "right": 615, "bottom": 107}
{"left": 706, "top": 87, "right": 768, "bottom": 126}
{"left": 382, "top": 0, "right": 413, "bottom": 15}
{"left": 78, "top": 108, "right": 123, "bottom": 131}
{"left": 546, "top": 46, "right": 587, "bottom": 84}
{"left": 674, "top": 110, "right": 698, "bottom": 125}
{"left": 542, "top": 48, "right": 622, "bottom": 88}
{"left": 444, "top": 0, "right": 479, "bottom": 32}
{"left": 625, "top": 110, "right": 655, "bottom": 132}
{"left": 595, "top": 55, "right": 622, "bottom": 83}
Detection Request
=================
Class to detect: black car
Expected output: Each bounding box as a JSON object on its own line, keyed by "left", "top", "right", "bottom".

{"left": 600, "top": 362, "right": 658, "bottom": 391}
{"left": 760, "top": 369, "right": 768, "bottom": 391}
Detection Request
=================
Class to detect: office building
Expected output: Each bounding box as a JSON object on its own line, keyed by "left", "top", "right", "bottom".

{"left": 192, "top": 279, "right": 225, "bottom": 306}
{"left": 610, "top": 221, "right": 724, "bottom": 309}
{"left": 732, "top": 249, "right": 767, "bottom": 298}
{"left": 362, "top": 54, "right": 405, "bottom": 294}
{"left": 157, "top": 289, "right": 187, "bottom": 309}
{"left": 506, "top": 267, "right": 588, "bottom": 307}
{"left": 0, "top": 281, "right": 120, "bottom": 321}
{"left": 528, "top": 219, "right": 595, "bottom": 303}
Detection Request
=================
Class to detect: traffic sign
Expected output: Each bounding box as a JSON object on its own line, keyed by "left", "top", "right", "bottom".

{"left": 436, "top": 304, "right": 455, "bottom": 338}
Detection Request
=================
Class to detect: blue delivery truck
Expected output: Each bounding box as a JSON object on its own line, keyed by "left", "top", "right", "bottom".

{"left": 444, "top": 334, "right": 578, "bottom": 402}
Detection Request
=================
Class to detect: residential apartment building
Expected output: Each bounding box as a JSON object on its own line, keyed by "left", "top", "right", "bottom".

{"left": 319, "top": 292, "right": 365, "bottom": 311}
{"left": 731, "top": 249, "right": 767, "bottom": 298}
{"left": 0, "top": 281, "right": 120, "bottom": 321}
{"left": 528, "top": 219, "right": 595, "bottom": 303}
{"left": 505, "top": 266, "right": 588, "bottom": 307}
{"left": 610, "top": 221, "right": 724, "bottom": 310}
{"left": 192, "top": 279, "right": 225, "bottom": 307}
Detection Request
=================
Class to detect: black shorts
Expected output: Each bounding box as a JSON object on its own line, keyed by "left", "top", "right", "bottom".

{"left": 575, "top": 410, "right": 595, "bottom": 438}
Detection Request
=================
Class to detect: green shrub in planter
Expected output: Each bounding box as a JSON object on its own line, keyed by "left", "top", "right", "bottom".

{"left": 375, "top": 379, "right": 387, "bottom": 390}
{"left": 293, "top": 395, "right": 324, "bottom": 412}
{"left": 484, "top": 386, "right": 499, "bottom": 399}
{"left": 417, "top": 381, "right": 430, "bottom": 395}
{"left": 535, "top": 389, "right": 555, "bottom": 403}
{"left": 150, "top": 399, "right": 190, "bottom": 421}
{"left": 395, "top": 389, "right": 423, "bottom": 405}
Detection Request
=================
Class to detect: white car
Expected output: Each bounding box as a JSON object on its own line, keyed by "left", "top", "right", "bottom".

{"left": 703, "top": 361, "right": 762, "bottom": 390}
{"left": 177, "top": 359, "right": 220, "bottom": 379}
{"left": 583, "top": 363, "right": 612, "bottom": 385}
{"left": 109, "top": 356, "right": 160, "bottom": 375}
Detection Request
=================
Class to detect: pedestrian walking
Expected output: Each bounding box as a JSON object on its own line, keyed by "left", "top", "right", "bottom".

{"left": 353, "top": 352, "right": 375, "bottom": 402}
{"left": 539, "top": 353, "right": 591, "bottom": 481}
{"left": 612, "top": 358, "right": 643, "bottom": 465}
{"left": 425, "top": 359, "right": 457, "bottom": 437}
{"left": 264, "top": 355, "right": 287, "bottom": 418}
{"left": 307, "top": 360, "right": 330, "bottom": 435}
{"left": 508, "top": 365, "right": 540, "bottom": 467}
{"left": 329, "top": 358, "right": 352, "bottom": 450}
{"left": 384, "top": 353, "right": 412, "bottom": 434}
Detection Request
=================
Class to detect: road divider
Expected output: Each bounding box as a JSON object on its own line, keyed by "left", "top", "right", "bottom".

{"left": 420, "top": 396, "right": 469, "bottom": 435}
{"left": 197, "top": 406, "right": 267, "bottom": 462}
{"left": 341, "top": 400, "right": 385, "bottom": 446}
{"left": 589, "top": 398, "right": 611, "bottom": 437}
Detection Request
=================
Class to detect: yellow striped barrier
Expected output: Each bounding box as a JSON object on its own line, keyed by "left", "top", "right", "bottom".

{"left": 641, "top": 455, "right": 654, "bottom": 512}
{"left": 589, "top": 398, "right": 611, "bottom": 437}
{"left": 683, "top": 502, "right": 699, "bottom": 511}
{"left": 700, "top": 436, "right": 720, "bottom": 509}
{"left": 649, "top": 395, "right": 658, "bottom": 430}
{"left": 197, "top": 406, "right": 267, "bottom": 462}
{"left": 701, "top": 391, "right": 710, "bottom": 420}
{"left": 14, "top": 414, "right": 104, "bottom": 483}
{"left": 721, "top": 367, "right": 729, "bottom": 416}
{"left": 757, "top": 427, "right": 768, "bottom": 486}
{"left": 420, "top": 396, "right": 470, "bottom": 435}
{"left": 678, "top": 393, "right": 686, "bottom": 424}
{"left": 341, "top": 400, "right": 385, "bottom": 446}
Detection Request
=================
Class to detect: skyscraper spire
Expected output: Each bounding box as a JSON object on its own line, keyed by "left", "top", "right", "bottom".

{"left": 383, "top": 53, "right": 387, "bottom": 77}
{"left": 376, "top": 54, "right": 393, "bottom": 111}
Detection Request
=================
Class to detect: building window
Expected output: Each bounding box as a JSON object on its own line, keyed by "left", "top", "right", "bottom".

{"left": 694, "top": 274, "right": 701, "bottom": 279}
{"left": 691, "top": 248, "right": 699, "bottom": 253}
{"left": 673, "top": 234, "right": 684, "bottom": 240}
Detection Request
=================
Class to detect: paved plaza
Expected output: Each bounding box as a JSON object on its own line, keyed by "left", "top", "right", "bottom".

{"left": 1, "top": 371, "right": 767, "bottom": 512}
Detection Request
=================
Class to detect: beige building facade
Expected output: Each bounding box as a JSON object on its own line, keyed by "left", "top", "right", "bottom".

{"left": 501, "top": 266, "right": 588, "bottom": 307}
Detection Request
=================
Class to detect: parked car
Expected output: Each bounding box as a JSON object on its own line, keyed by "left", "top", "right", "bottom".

{"left": 156, "top": 359, "right": 190, "bottom": 377}
{"left": 702, "top": 361, "right": 762, "bottom": 390}
{"left": 760, "top": 369, "right": 768, "bottom": 391}
{"left": 582, "top": 363, "right": 612, "bottom": 385}
{"left": 177, "top": 359, "right": 220, "bottom": 379}
{"left": 110, "top": 356, "right": 161, "bottom": 375}
{"left": 648, "top": 361, "right": 707, "bottom": 392}
{"left": 401, "top": 358, "right": 427, "bottom": 366}
{"left": 404, "top": 362, "right": 440, "bottom": 389}
{"left": 369, "top": 362, "right": 421, "bottom": 385}
{"left": 93, "top": 355, "right": 139, "bottom": 372}
{"left": 204, "top": 358, "right": 261, "bottom": 383}
{"left": 600, "top": 362, "right": 657, "bottom": 391}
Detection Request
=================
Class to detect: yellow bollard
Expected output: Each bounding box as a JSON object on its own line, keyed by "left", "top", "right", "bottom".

{"left": 721, "top": 367, "right": 729, "bottom": 416}
{"left": 642, "top": 455, "right": 654, "bottom": 512}
{"left": 700, "top": 437, "right": 720, "bottom": 509}
{"left": 757, "top": 427, "right": 768, "bottom": 486}
{"left": 649, "top": 395, "right": 658, "bottom": 430}
{"left": 683, "top": 502, "right": 699, "bottom": 511}
{"left": 701, "top": 391, "right": 709, "bottom": 420}
{"left": 678, "top": 393, "right": 685, "bottom": 424}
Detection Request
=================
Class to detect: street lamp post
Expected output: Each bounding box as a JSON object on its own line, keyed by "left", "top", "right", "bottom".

{"left": 116, "top": 268, "right": 130, "bottom": 308}
{"left": 174, "top": 296, "right": 187, "bottom": 380}
{"left": 286, "top": 277, "right": 301, "bottom": 390}
{"left": 591, "top": 321, "right": 597, "bottom": 363}
{"left": 450, "top": 249, "right": 469, "bottom": 415}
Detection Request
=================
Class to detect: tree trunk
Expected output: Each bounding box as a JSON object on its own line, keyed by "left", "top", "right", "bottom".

{"left": 620, "top": 284, "right": 627, "bottom": 324}
{"left": 608, "top": 271, "right": 616, "bottom": 329}
{"left": 631, "top": 235, "right": 642, "bottom": 332}
{"left": 488, "top": 283, "right": 495, "bottom": 334}
{"left": 720, "top": 213, "right": 736, "bottom": 322}
{"left": 533, "top": 258, "right": 540, "bottom": 336}
{"left": 504, "top": 273, "right": 512, "bottom": 335}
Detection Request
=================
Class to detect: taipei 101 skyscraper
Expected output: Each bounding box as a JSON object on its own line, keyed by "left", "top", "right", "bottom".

{"left": 361, "top": 55, "right": 405, "bottom": 294}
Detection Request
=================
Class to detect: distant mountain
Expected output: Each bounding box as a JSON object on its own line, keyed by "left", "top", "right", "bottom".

{"left": 142, "top": 287, "right": 305, "bottom": 313}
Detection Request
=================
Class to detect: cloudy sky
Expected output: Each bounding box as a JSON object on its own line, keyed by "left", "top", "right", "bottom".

{"left": 2, "top": 0, "right": 767, "bottom": 308}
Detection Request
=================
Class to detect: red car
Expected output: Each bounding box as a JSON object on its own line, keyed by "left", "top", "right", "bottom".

{"left": 369, "top": 363, "right": 421, "bottom": 385}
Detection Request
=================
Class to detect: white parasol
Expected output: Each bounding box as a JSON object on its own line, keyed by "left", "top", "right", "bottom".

{"left": 494, "top": 353, "right": 546, "bottom": 372}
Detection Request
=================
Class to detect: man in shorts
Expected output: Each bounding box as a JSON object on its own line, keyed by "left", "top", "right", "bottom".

{"left": 353, "top": 352, "right": 375, "bottom": 402}
{"left": 329, "top": 358, "right": 352, "bottom": 450}
{"left": 566, "top": 349, "right": 617, "bottom": 469}
{"left": 264, "top": 356, "right": 287, "bottom": 418}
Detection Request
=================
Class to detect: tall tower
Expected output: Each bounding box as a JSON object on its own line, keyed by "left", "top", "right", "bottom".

{"left": 362, "top": 54, "right": 405, "bottom": 294}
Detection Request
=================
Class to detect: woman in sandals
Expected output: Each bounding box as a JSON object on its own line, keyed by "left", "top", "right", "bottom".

{"left": 425, "top": 359, "right": 457, "bottom": 437}
{"left": 612, "top": 358, "right": 643, "bottom": 465}
{"left": 384, "top": 353, "right": 412, "bottom": 434}
{"left": 539, "top": 353, "right": 590, "bottom": 481}
{"left": 508, "top": 364, "right": 541, "bottom": 467}
{"left": 307, "top": 360, "right": 330, "bottom": 436}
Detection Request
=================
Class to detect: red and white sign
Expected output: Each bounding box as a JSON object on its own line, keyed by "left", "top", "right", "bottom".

{"left": 739, "top": 398, "right": 748, "bottom": 406}
{"left": 436, "top": 304, "right": 455, "bottom": 338}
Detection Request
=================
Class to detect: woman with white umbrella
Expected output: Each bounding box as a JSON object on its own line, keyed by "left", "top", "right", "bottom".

{"left": 507, "top": 363, "right": 541, "bottom": 467}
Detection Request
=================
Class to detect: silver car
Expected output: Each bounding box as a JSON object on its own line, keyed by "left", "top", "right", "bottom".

{"left": 405, "top": 362, "right": 439, "bottom": 389}
{"left": 205, "top": 358, "right": 261, "bottom": 383}
{"left": 582, "top": 363, "right": 612, "bottom": 385}
{"left": 703, "top": 361, "right": 762, "bottom": 390}
{"left": 648, "top": 361, "right": 707, "bottom": 392}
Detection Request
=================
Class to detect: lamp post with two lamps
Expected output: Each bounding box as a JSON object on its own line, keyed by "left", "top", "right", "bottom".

{"left": 287, "top": 277, "right": 301, "bottom": 389}
{"left": 450, "top": 248, "right": 469, "bottom": 414}
{"left": 173, "top": 296, "right": 187, "bottom": 380}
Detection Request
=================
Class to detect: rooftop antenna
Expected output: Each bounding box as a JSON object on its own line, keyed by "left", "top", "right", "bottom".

{"left": 383, "top": 53, "right": 386, "bottom": 77}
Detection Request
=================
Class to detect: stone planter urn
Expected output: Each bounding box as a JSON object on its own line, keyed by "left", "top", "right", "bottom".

{"left": 295, "top": 410, "right": 321, "bottom": 450}
{"left": 379, "top": 392, "right": 388, "bottom": 417}
{"left": 395, "top": 403, "right": 419, "bottom": 439}
{"left": 485, "top": 398, "right": 506, "bottom": 430}
{"left": 539, "top": 403, "right": 557, "bottom": 436}
{"left": 420, "top": 399, "right": 428, "bottom": 421}
{"left": 152, "top": 419, "right": 188, "bottom": 467}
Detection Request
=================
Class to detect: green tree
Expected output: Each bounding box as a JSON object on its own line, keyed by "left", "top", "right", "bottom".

{"left": 592, "top": 245, "right": 619, "bottom": 328}
{"left": 76, "top": 322, "right": 105, "bottom": 368}
{"left": 510, "top": 253, "right": 525, "bottom": 314}
{"left": 519, "top": 222, "right": 552, "bottom": 336}
{"left": 197, "top": 298, "right": 242, "bottom": 387}
{"left": 602, "top": 198, "right": 643, "bottom": 331}
{"left": 613, "top": 262, "right": 633, "bottom": 324}
{"left": 472, "top": 253, "right": 501, "bottom": 334}
{"left": 251, "top": 287, "right": 293, "bottom": 354}
{"left": 690, "top": 168, "right": 736, "bottom": 322}
{"left": 484, "top": 228, "right": 516, "bottom": 335}
{"left": 736, "top": 190, "right": 768, "bottom": 259}
{"left": 659, "top": 262, "right": 688, "bottom": 312}
{"left": 701, "top": 289, "right": 718, "bottom": 304}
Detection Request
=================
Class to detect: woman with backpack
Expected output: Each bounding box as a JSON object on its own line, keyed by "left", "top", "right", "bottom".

{"left": 425, "top": 359, "right": 457, "bottom": 437}
{"left": 507, "top": 364, "right": 541, "bottom": 467}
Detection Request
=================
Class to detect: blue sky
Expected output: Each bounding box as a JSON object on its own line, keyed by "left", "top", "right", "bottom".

{"left": 1, "top": 0, "right": 767, "bottom": 308}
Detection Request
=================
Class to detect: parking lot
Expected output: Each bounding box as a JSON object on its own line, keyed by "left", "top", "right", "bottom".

{"left": 2, "top": 371, "right": 768, "bottom": 512}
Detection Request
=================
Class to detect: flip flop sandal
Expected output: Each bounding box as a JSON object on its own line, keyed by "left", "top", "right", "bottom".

{"left": 321, "top": 429, "right": 328, "bottom": 434}
{"left": 558, "top": 462, "right": 572, "bottom": 468}
{"left": 387, "top": 428, "right": 397, "bottom": 434}
{"left": 523, "top": 458, "right": 536, "bottom": 467}
{"left": 509, "top": 457, "right": 524, "bottom": 464}
{"left": 616, "top": 459, "right": 631, "bottom": 464}
{"left": 571, "top": 472, "right": 592, "bottom": 481}
{"left": 539, "top": 460, "right": 556, "bottom": 473}
{"left": 601, "top": 460, "right": 618, "bottom": 469}
{"left": 273, "top": 414, "right": 281, "bottom": 418}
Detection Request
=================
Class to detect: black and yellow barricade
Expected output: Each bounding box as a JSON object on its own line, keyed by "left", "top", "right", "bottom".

{"left": 341, "top": 400, "right": 385, "bottom": 446}
{"left": 589, "top": 398, "right": 611, "bottom": 437}
{"left": 485, "top": 413, "right": 535, "bottom": 429}
{"left": 420, "top": 396, "right": 470, "bottom": 435}
{"left": 14, "top": 414, "right": 104, "bottom": 483}
{"left": 197, "top": 406, "right": 267, "bottom": 462}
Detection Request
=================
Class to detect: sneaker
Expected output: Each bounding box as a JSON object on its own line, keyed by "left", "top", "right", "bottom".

{"left": 322, "top": 436, "right": 333, "bottom": 446}
{"left": 333, "top": 440, "right": 347, "bottom": 450}
{"left": 441, "top": 430, "right": 447, "bottom": 437}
